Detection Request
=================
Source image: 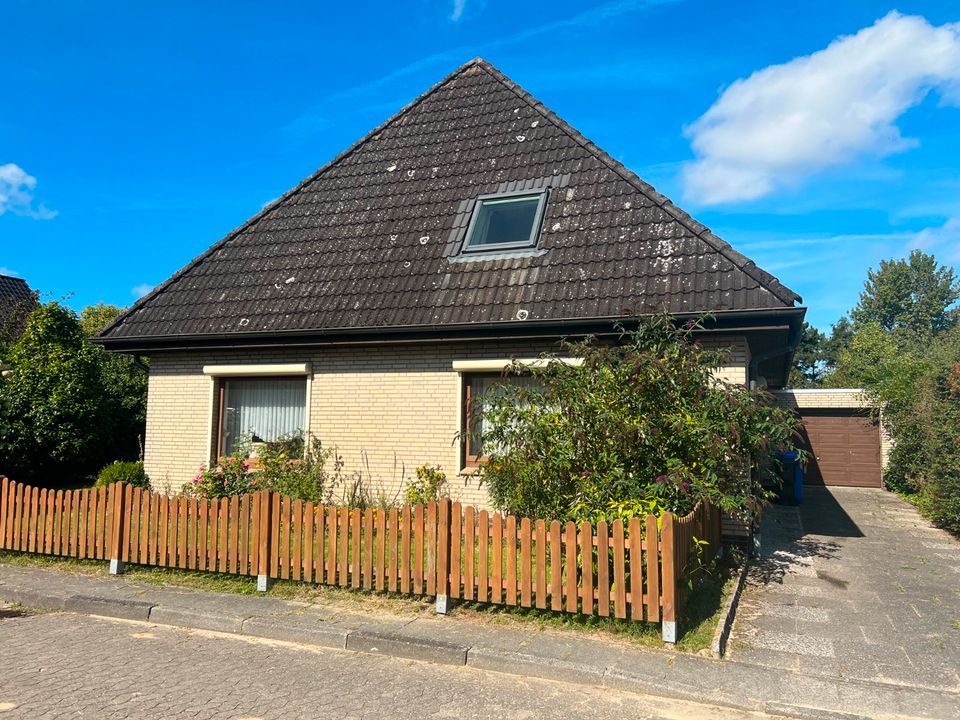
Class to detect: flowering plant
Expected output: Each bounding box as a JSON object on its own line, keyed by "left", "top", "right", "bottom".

{"left": 182, "top": 455, "right": 257, "bottom": 499}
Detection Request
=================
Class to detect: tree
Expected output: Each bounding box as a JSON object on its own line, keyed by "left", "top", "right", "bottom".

{"left": 851, "top": 250, "right": 959, "bottom": 339}
{"left": 0, "top": 303, "right": 110, "bottom": 483}
{"left": 80, "top": 304, "right": 147, "bottom": 462}
{"left": 789, "top": 322, "right": 828, "bottom": 387}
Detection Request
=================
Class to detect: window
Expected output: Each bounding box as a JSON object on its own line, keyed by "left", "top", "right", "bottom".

{"left": 464, "top": 191, "right": 547, "bottom": 251}
{"left": 462, "top": 373, "right": 542, "bottom": 466}
{"left": 216, "top": 377, "right": 307, "bottom": 457}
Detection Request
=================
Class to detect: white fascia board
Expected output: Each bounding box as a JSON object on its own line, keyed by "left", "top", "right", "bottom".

{"left": 451, "top": 358, "right": 583, "bottom": 372}
{"left": 203, "top": 363, "right": 310, "bottom": 377}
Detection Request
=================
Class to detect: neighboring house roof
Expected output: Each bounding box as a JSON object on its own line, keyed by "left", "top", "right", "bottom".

{"left": 0, "top": 274, "right": 38, "bottom": 345}
{"left": 0, "top": 275, "right": 35, "bottom": 305}
{"left": 98, "top": 58, "right": 802, "bottom": 348}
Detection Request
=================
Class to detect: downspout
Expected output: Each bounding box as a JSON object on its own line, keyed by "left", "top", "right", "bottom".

{"left": 748, "top": 322, "right": 802, "bottom": 389}
{"left": 133, "top": 355, "right": 149, "bottom": 373}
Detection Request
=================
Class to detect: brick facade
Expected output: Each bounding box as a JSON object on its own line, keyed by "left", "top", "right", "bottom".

{"left": 144, "top": 335, "right": 751, "bottom": 508}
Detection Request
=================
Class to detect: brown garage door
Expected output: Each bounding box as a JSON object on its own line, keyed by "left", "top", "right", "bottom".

{"left": 798, "top": 413, "right": 882, "bottom": 487}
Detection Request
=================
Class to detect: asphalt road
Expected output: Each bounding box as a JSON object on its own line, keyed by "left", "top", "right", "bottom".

{"left": 0, "top": 608, "right": 779, "bottom": 720}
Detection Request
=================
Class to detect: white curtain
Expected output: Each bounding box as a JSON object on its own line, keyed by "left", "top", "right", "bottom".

{"left": 221, "top": 378, "right": 306, "bottom": 455}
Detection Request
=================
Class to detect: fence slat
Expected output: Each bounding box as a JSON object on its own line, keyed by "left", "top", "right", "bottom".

{"left": 28, "top": 486, "right": 39, "bottom": 553}
{"left": 400, "top": 505, "right": 411, "bottom": 594}
{"left": 208, "top": 497, "right": 219, "bottom": 571}
{"left": 240, "top": 494, "right": 250, "bottom": 576}
{"left": 291, "top": 499, "right": 303, "bottom": 582}
{"left": 351, "top": 507, "right": 361, "bottom": 589}
{"left": 44, "top": 488, "right": 55, "bottom": 554}
{"left": 338, "top": 507, "right": 349, "bottom": 587}
{"left": 269, "top": 493, "right": 280, "bottom": 579}
{"left": 436, "top": 500, "right": 449, "bottom": 600}
{"left": 645, "top": 515, "right": 660, "bottom": 622}
{"left": 413, "top": 504, "right": 424, "bottom": 595}
{"left": 303, "top": 501, "right": 314, "bottom": 584}
{"left": 534, "top": 519, "right": 546, "bottom": 610}
{"left": 126, "top": 487, "right": 139, "bottom": 565}
{"left": 375, "top": 508, "right": 386, "bottom": 592}
{"left": 580, "top": 522, "right": 593, "bottom": 615}
{"left": 449, "top": 503, "right": 462, "bottom": 599}
{"left": 505, "top": 515, "right": 517, "bottom": 606}
{"left": 565, "top": 521, "right": 577, "bottom": 613}
{"left": 519, "top": 517, "right": 532, "bottom": 608}
{"left": 326, "top": 505, "right": 337, "bottom": 584}
{"left": 629, "top": 518, "right": 643, "bottom": 621}
{"left": 388, "top": 507, "right": 398, "bottom": 592}
{"left": 363, "top": 508, "right": 373, "bottom": 590}
{"left": 0, "top": 478, "right": 7, "bottom": 549}
{"left": 280, "top": 497, "right": 291, "bottom": 580}
{"left": 426, "top": 502, "right": 436, "bottom": 597}
{"left": 177, "top": 495, "right": 188, "bottom": 568}
{"left": 476, "top": 510, "right": 488, "bottom": 603}
{"left": 313, "top": 502, "right": 324, "bottom": 583}
{"left": 229, "top": 495, "right": 240, "bottom": 575}
{"left": 613, "top": 519, "right": 626, "bottom": 619}
{"left": 54, "top": 490, "right": 65, "bottom": 555}
{"left": 462, "top": 506, "right": 474, "bottom": 601}
{"left": 251, "top": 492, "right": 262, "bottom": 577}
{"left": 597, "top": 520, "right": 609, "bottom": 618}
{"left": 550, "top": 520, "right": 562, "bottom": 612}
{"left": 197, "top": 499, "right": 209, "bottom": 571}
{"left": 490, "top": 513, "right": 502, "bottom": 605}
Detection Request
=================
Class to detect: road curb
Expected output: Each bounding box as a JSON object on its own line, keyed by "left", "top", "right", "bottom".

{"left": 148, "top": 605, "right": 246, "bottom": 634}
{"left": 64, "top": 595, "right": 155, "bottom": 621}
{"left": 467, "top": 645, "right": 606, "bottom": 686}
{"left": 241, "top": 615, "right": 348, "bottom": 650}
{"left": 347, "top": 629, "right": 468, "bottom": 666}
{"left": 711, "top": 554, "right": 751, "bottom": 658}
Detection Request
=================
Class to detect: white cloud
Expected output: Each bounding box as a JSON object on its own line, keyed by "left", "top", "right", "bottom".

{"left": 131, "top": 284, "right": 154, "bottom": 299}
{"left": 0, "top": 163, "right": 58, "bottom": 219}
{"left": 0, "top": 266, "right": 19, "bottom": 277}
{"left": 450, "top": 0, "right": 467, "bottom": 22}
{"left": 911, "top": 216, "right": 960, "bottom": 261}
{"left": 682, "top": 12, "right": 960, "bottom": 205}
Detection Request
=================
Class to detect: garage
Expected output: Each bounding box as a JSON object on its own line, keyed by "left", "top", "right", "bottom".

{"left": 797, "top": 412, "right": 883, "bottom": 487}
{"left": 771, "top": 389, "right": 887, "bottom": 489}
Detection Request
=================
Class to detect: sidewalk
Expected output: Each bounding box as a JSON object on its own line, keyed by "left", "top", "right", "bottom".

{"left": 1, "top": 562, "right": 957, "bottom": 720}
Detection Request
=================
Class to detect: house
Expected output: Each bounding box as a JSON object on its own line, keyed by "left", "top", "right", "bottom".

{"left": 0, "top": 274, "right": 38, "bottom": 346}
{"left": 96, "top": 59, "right": 805, "bottom": 504}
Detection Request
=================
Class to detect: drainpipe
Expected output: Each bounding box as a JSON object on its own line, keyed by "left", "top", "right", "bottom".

{"left": 133, "top": 355, "right": 149, "bottom": 373}
{"left": 748, "top": 321, "right": 802, "bottom": 389}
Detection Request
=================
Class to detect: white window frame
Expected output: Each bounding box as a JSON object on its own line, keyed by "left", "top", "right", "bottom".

{"left": 463, "top": 189, "right": 549, "bottom": 252}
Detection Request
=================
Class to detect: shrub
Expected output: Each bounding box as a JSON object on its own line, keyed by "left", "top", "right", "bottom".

{"left": 96, "top": 460, "right": 150, "bottom": 490}
{"left": 404, "top": 465, "right": 447, "bottom": 505}
{"left": 477, "top": 315, "right": 801, "bottom": 523}
{"left": 256, "top": 435, "right": 342, "bottom": 504}
{"left": 183, "top": 455, "right": 257, "bottom": 499}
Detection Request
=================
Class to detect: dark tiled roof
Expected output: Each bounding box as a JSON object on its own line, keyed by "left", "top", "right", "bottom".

{"left": 99, "top": 59, "right": 801, "bottom": 343}
{"left": 0, "top": 275, "right": 35, "bottom": 305}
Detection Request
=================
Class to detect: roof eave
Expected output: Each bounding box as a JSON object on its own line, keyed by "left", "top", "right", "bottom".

{"left": 95, "top": 307, "right": 807, "bottom": 353}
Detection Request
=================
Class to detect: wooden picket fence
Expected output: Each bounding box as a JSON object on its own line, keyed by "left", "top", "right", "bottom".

{"left": 0, "top": 476, "right": 721, "bottom": 640}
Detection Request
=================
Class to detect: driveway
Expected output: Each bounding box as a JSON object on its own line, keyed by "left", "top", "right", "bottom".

{"left": 730, "top": 486, "right": 960, "bottom": 694}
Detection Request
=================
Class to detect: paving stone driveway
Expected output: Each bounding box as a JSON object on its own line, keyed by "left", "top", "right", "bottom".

{"left": 730, "top": 487, "right": 960, "bottom": 693}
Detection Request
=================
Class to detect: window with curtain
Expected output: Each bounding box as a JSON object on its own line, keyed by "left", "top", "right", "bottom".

{"left": 462, "top": 373, "right": 542, "bottom": 466}
{"left": 218, "top": 377, "right": 307, "bottom": 457}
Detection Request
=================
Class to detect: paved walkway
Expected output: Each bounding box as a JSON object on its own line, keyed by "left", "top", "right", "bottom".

{"left": 731, "top": 487, "right": 960, "bottom": 694}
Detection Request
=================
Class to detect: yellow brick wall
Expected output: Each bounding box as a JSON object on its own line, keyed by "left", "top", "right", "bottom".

{"left": 144, "top": 335, "right": 751, "bottom": 508}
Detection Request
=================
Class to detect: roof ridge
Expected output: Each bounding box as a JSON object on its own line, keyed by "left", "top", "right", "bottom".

{"left": 473, "top": 59, "right": 801, "bottom": 306}
{"left": 99, "top": 57, "right": 489, "bottom": 339}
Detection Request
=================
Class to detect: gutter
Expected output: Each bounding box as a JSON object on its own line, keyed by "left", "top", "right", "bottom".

{"left": 94, "top": 307, "right": 807, "bottom": 354}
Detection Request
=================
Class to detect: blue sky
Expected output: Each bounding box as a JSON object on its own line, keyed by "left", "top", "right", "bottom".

{"left": 2, "top": 1, "right": 958, "bottom": 332}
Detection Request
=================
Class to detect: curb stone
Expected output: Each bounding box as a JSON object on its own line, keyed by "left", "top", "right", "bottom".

{"left": 711, "top": 554, "right": 751, "bottom": 658}
{"left": 468, "top": 645, "right": 606, "bottom": 686}
{"left": 148, "top": 606, "right": 246, "bottom": 634}
{"left": 64, "top": 595, "right": 154, "bottom": 621}
{"left": 241, "top": 616, "right": 348, "bottom": 650}
{"left": 347, "top": 630, "right": 468, "bottom": 666}
{"left": 765, "top": 702, "right": 873, "bottom": 720}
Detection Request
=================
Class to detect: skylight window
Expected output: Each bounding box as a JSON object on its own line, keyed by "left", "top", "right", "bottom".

{"left": 464, "top": 191, "right": 547, "bottom": 252}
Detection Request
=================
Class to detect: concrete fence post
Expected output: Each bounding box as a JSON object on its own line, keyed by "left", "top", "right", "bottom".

{"left": 435, "top": 498, "right": 451, "bottom": 615}
{"left": 108, "top": 482, "right": 126, "bottom": 575}
{"left": 257, "top": 490, "right": 271, "bottom": 592}
{"left": 660, "top": 512, "right": 677, "bottom": 643}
